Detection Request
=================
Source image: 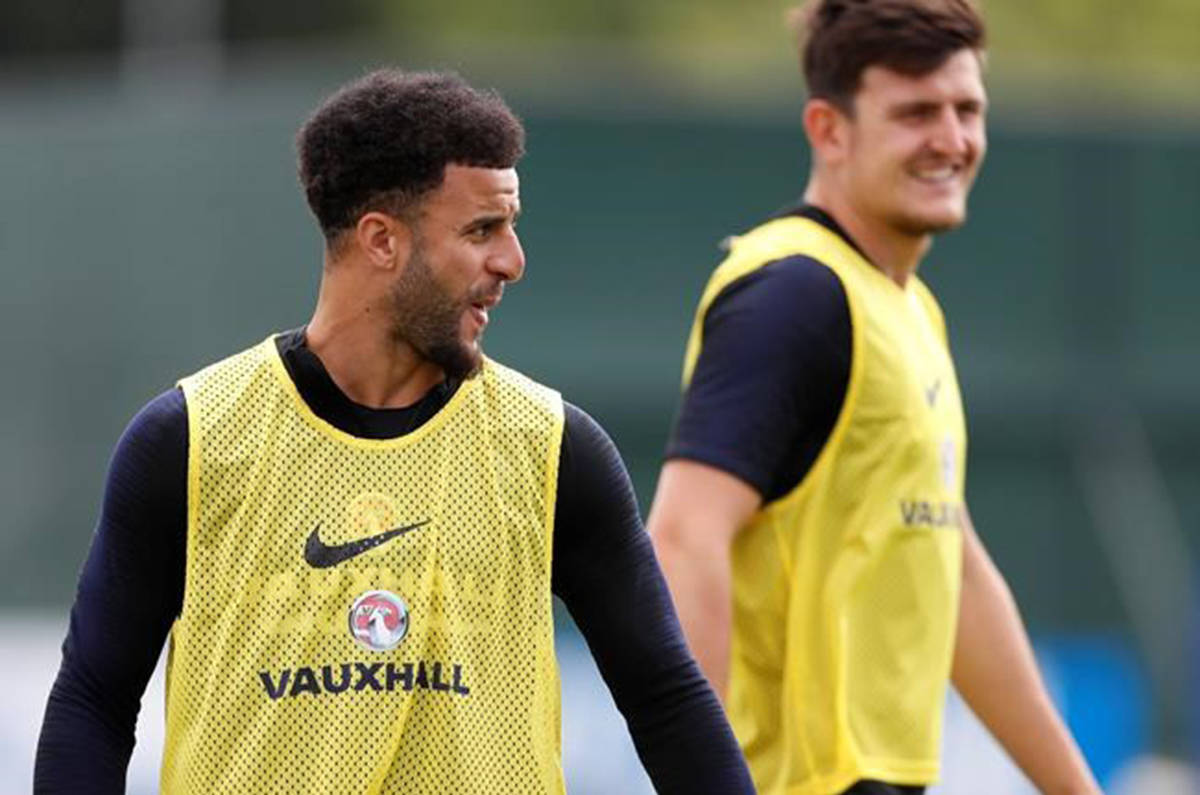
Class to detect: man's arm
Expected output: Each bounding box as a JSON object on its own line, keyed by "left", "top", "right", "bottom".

{"left": 649, "top": 256, "right": 852, "bottom": 698}
{"left": 34, "top": 389, "right": 188, "bottom": 793}
{"left": 551, "top": 404, "right": 755, "bottom": 794}
{"left": 953, "top": 513, "right": 1101, "bottom": 795}
{"left": 645, "top": 460, "right": 759, "bottom": 699}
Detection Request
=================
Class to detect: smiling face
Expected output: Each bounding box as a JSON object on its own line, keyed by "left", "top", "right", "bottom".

{"left": 387, "top": 164, "right": 524, "bottom": 380}
{"left": 825, "top": 48, "right": 987, "bottom": 240}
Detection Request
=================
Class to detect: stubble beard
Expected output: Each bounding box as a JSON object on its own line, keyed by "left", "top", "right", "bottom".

{"left": 889, "top": 207, "right": 966, "bottom": 238}
{"left": 891, "top": 166, "right": 977, "bottom": 238}
{"left": 389, "top": 244, "right": 483, "bottom": 382}
{"left": 881, "top": 182, "right": 971, "bottom": 238}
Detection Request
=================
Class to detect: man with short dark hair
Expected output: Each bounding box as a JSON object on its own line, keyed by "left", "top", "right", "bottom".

{"left": 647, "top": 2, "right": 1100, "bottom": 794}
{"left": 34, "top": 70, "right": 754, "bottom": 794}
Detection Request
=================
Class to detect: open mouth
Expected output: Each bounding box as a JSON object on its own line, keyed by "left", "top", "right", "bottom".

{"left": 467, "top": 292, "right": 501, "bottom": 330}
{"left": 910, "top": 163, "right": 962, "bottom": 184}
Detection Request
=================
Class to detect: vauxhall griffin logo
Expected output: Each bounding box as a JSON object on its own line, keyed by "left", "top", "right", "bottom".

{"left": 349, "top": 590, "right": 410, "bottom": 652}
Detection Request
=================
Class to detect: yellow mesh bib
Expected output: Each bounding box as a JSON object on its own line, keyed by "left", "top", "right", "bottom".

{"left": 683, "top": 219, "right": 967, "bottom": 795}
{"left": 164, "top": 338, "right": 564, "bottom": 794}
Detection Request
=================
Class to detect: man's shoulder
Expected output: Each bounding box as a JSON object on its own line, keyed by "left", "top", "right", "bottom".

{"left": 708, "top": 253, "right": 848, "bottom": 336}
{"left": 700, "top": 213, "right": 849, "bottom": 313}
{"left": 478, "top": 358, "right": 565, "bottom": 419}
{"left": 481, "top": 357, "right": 552, "bottom": 390}
{"left": 178, "top": 336, "right": 278, "bottom": 392}
{"left": 711, "top": 210, "right": 863, "bottom": 290}
{"left": 116, "top": 387, "right": 189, "bottom": 460}
{"left": 749, "top": 253, "right": 845, "bottom": 296}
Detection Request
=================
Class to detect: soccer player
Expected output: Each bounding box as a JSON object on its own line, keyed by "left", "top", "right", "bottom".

{"left": 34, "top": 70, "right": 754, "bottom": 794}
{"left": 646, "top": 2, "right": 1101, "bottom": 794}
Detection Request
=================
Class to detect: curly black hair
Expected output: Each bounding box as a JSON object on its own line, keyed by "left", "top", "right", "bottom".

{"left": 296, "top": 69, "right": 526, "bottom": 240}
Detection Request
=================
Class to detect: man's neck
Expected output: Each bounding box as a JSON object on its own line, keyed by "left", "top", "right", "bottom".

{"left": 803, "top": 187, "right": 930, "bottom": 288}
{"left": 305, "top": 306, "right": 445, "bottom": 410}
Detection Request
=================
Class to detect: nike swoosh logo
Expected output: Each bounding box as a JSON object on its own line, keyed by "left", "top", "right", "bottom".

{"left": 303, "top": 519, "right": 430, "bottom": 568}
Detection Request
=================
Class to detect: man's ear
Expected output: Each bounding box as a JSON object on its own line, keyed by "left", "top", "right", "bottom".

{"left": 354, "top": 212, "right": 412, "bottom": 271}
{"left": 803, "top": 98, "right": 852, "bottom": 166}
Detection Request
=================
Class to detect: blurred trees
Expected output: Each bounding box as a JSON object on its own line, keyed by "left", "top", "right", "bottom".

{"left": 375, "top": 0, "right": 1200, "bottom": 75}
{"left": 986, "top": 0, "right": 1200, "bottom": 67}
{"left": 1, "top": 0, "right": 1197, "bottom": 107}
{"left": 982, "top": 0, "right": 1200, "bottom": 102}
{"left": 368, "top": 0, "right": 1200, "bottom": 66}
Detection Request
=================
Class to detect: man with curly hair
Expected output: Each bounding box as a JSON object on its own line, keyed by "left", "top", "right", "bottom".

{"left": 648, "top": 2, "right": 1100, "bottom": 794}
{"left": 35, "top": 70, "right": 754, "bottom": 794}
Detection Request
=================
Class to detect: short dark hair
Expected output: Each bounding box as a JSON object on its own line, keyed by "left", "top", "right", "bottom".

{"left": 296, "top": 69, "right": 525, "bottom": 240}
{"left": 794, "top": 0, "right": 986, "bottom": 113}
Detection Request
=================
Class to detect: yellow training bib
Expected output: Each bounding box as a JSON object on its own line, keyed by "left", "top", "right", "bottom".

{"left": 684, "top": 218, "right": 967, "bottom": 795}
{"left": 163, "top": 337, "right": 565, "bottom": 794}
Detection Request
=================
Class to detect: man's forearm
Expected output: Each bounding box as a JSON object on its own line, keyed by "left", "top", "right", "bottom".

{"left": 35, "top": 390, "right": 187, "bottom": 792}
{"left": 35, "top": 644, "right": 138, "bottom": 793}
{"left": 553, "top": 410, "right": 755, "bottom": 793}
{"left": 650, "top": 527, "right": 734, "bottom": 698}
{"left": 952, "top": 525, "right": 1100, "bottom": 795}
{"left": 646, "top": 460, "right": 759, "bottom": 701}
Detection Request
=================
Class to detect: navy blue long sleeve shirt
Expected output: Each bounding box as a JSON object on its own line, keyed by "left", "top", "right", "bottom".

{"left": 35, "top": 329, "right": 753, "bottom": 794}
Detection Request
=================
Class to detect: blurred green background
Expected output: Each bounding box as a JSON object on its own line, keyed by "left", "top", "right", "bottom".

{"left": 1, "top": 0, "right": 1197, "bottom": 791}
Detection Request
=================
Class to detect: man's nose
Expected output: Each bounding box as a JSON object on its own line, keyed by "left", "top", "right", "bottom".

{"left": 929, "top": 106, "right": 971, "bottom": 156}
{"left": 490, "top": 230, "right": 525, "bottom": 283}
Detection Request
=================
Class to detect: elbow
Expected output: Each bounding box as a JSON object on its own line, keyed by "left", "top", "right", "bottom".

{"left": 649, "top": 512, "right": 739, "bottom": 579}
{"left": 646, "top": 505, "right": 682, "bottom": 550}
{"left": 647, "top": 512, "right": 700, "bottom": 566}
